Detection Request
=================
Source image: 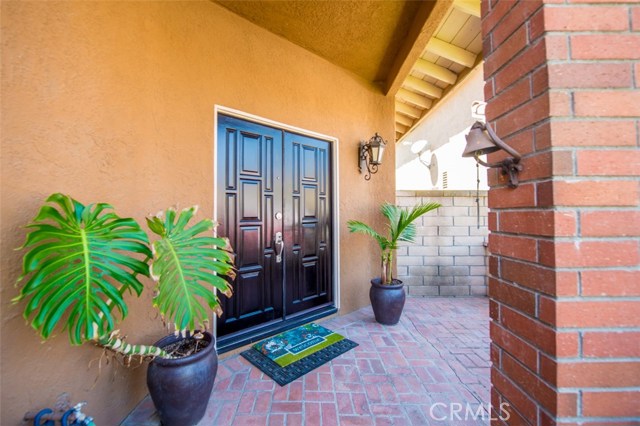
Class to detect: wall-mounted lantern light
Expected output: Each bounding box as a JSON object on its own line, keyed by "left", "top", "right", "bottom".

{"left": 359, "top": 133, "right": 387, "bottom": 180}
{"left": 463, "top": 121, "right": 523, "bottom": 188}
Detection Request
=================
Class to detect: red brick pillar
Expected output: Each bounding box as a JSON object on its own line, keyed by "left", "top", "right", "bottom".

{"left": 482, "top": 0, "right": 639, "bottom": 424}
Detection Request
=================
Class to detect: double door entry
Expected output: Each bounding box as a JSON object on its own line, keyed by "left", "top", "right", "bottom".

{"left": 216, "top": 114, "right": 335, "bottom": 350}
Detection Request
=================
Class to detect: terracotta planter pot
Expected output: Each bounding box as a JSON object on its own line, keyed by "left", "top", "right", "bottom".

{"left": 147, "top": 331, "right": 218, "bottom": 426}
{"left": 369, "top": 278, "right": 406, "bottom": 325}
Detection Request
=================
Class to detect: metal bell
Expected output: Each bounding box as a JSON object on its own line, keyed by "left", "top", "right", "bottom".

{"left": 462, "top": 124, "right": 501, "bottom": 157}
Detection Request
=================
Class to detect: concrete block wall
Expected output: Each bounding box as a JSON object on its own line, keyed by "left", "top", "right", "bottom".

{"left": 396, "top": 190, "right": 489, "bottom": 297}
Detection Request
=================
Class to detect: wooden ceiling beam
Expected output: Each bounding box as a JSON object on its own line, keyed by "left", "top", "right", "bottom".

{"left": 397, "top": 60, "right": 483, "bottom": 144}
{"left": 453, "top": 0, "right": 481, "bottom": 18}
{"left": 403, "top": 76, "right": 443, "bottom": 99}
{"left": 397, "top": 88, "right": 433, "bottom": 109}
{"left": 426, "top": 38, "right": 477, "bottom": 68}
{"left": 384, "top": 0, "right": 454, "bottom": 96}
{"left": 395, "top": 122, "right": 409, "bottom": 134}
{"left": 396, "top": 102, "right": 423, "bottom": 119}
{"left": 395, "top": 113, "right": 414, "bottom": 128}
{"left": 413, "top": 58, "right": 457, "bottom": 85}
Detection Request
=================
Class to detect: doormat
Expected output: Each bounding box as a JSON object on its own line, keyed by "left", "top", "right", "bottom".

{"left": 240, "top": 323, "right": 358, "bottom": 386}
{"left": 253, "top": 323, "right": 345, "bottom": 367}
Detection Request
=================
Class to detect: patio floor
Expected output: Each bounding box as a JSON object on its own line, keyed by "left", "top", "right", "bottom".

{"left": 123, "top": 297, "right": 490, "bottom": 426}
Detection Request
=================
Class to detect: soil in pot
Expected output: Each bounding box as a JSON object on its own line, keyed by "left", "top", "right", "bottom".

{"left": 162, "top": 334, "right": 210, "bottom": 358}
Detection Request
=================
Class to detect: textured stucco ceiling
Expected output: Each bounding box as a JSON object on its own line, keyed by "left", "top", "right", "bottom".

{"left": 213, "top": 0, "right": 483, "bottom": 141}
{"left": 214, "top": 0, "right": 430, "bottom": 85}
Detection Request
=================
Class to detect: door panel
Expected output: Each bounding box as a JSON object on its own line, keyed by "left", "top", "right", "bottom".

{"left": 217, "top": 114, "right": 333, "bottom": 340}
{"left": 284, "top": 132, "right": 332, "bottom": 315}
{"left": 217, "top": 114, "right": 283, "bottom": 336}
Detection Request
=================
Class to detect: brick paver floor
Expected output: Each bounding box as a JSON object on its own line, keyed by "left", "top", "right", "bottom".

{"left": 122, "top": 297, "right": 490, "bottom": 425}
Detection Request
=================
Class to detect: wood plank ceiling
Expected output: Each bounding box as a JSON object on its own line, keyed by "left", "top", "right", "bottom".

{"left": 393, "top": 0, "right": 482, "bottom": 141}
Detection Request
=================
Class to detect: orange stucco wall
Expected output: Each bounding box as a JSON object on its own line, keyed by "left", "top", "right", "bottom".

{"left": 0, "top": 2, "right": 395, "bottom": 424}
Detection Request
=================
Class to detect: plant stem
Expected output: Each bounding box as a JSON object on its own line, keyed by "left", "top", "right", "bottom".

{"left": 95, "top": 332, "right": 172, "bottom": 359}
{"left": 381, "top": 251, "right": 394, "bottom": 284}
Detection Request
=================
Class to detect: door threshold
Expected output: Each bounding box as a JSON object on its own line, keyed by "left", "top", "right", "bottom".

{"left": 216, "top": 305, "right": 338, "bottom": 354}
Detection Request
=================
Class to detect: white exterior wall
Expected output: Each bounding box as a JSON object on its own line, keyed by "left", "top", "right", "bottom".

{"left": 396, "top": 65, "right": 488, "bottom": 191}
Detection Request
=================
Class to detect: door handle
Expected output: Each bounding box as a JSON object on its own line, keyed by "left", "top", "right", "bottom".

{"left": 274, "top": 232, "right": 284, "bottom": 263}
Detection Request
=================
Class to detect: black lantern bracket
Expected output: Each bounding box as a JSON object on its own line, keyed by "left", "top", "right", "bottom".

{"left": 359, "top": 133, "right": 387, "bottom": 180}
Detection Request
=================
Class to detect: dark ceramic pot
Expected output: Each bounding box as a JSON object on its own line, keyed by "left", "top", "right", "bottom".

{"left": 147, "top": 331, "right": 218, "bottom": 426}
{"left": 369, "top": 278, "right": 406, "bottom": 325}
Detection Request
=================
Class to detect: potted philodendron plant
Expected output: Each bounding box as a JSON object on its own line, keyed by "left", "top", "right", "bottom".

{"left": 347, "top": 201, "right": 440, "bottom": 325}
{"left": 13, "top": 193, "right": 235, "bottom": 426}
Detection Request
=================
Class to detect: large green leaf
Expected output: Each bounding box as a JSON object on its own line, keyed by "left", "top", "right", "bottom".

{"left": 14, "top": 193, "right": 151, "bottom": 345}
{"left": 147, "top": 206, "right": 235, "bottom": 334}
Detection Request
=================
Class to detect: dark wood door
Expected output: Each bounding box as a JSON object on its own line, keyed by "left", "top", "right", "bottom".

{"left": 216, "top": 114, "right": 333, "bottom": 339}
{"left": 216, "top": 114, "right": 284, "bottom": 336}
{"left": 284, "top": 132, "right": 333, "bottom": 315}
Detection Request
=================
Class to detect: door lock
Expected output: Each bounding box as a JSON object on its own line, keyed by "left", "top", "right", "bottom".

{"left": 274, "top": 231, "right": 284, "bottom": 263}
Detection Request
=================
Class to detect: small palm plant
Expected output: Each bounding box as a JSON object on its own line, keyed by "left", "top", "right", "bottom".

{"left": 347, "top": 202, "right": 440, "bottom": 284}
{"left": 13, "top": 193, "right": 235, "bottom": 360}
